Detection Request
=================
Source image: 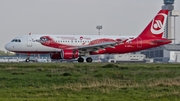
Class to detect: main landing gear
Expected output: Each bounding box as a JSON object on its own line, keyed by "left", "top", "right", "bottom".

{"left": 77, "top": 57, "right": 84, "bottom": 63}
{"left": 77, "top": 57, "right": 93, "bottom": 63}
{"left": 86, "top": 57, "right": 93, "bottom": 63}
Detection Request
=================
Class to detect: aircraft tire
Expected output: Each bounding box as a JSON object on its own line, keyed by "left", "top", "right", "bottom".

{"left": 78, "top": 57, "right": 84, "bottom": 63}
{"left": 86, "top": 57, "right": 93, "bottom": 63}
{"left": 25, "top": 59, "right": 30, "bottom": 62}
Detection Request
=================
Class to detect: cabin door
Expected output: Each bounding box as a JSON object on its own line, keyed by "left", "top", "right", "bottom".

{"left": 27, "top": 36, "right": 32, "bottom": 47}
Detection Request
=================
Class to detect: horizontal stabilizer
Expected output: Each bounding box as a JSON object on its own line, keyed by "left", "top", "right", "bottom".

{"left": 152, "top": 39, "right": 171, "bottom": 43}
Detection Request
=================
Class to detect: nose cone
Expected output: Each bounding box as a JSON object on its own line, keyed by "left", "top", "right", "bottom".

{"left": 4, "top": 43, "right": 11, "bottom": 51}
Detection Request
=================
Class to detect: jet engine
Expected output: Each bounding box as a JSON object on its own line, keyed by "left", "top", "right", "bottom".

{"left": 61, "top": 49, "right": 79, "bottom": 59}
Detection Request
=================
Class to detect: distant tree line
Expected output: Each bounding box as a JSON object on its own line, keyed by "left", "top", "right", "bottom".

{"left": 0, "top": 50, "right": 49, "bottom": 57}
{"left": 0, "top": 50, "right": 15, "bottom": 56}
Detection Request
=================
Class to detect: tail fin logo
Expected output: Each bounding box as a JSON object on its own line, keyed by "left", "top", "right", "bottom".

{"left": 154, "top": 20, "right": 163, "bottom": 29}
{"left": 151, "top": 13, "right": 167, "bottom": 35}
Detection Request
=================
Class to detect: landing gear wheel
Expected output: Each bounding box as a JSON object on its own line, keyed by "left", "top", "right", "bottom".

{"left": 25, "top": 58, "right": 30, "bottom": 62}
{"left": 86, "top": 57, "right": 93, "bottom": 63}
{"left": 26, "top": 54, "right": 31, "bottom": 62}
{"left": 78, "top": 57, "right": 84, "bottom": 63}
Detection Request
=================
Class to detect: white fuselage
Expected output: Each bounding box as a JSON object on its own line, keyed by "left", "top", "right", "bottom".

{"left": 5, "top": 35, "right": 136, "bottom": 53}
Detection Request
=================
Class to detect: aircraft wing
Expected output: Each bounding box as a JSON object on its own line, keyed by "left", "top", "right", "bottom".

{"left": 73, "top": 42, "right": 121, "bottom": 53}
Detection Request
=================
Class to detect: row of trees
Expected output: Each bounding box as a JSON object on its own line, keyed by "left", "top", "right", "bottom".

{"left": 0, "top": 50, "right": 49, "bottom": 57}
{"left": 0, "top": 50, "right": 15, "bottom": 56}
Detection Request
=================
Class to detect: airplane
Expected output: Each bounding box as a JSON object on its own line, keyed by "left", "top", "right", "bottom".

{"left": 5, "top": 10, "right": 172, "bottom": 63}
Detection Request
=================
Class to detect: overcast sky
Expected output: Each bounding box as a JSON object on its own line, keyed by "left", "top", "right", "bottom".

{"left": 0, "top": 0, "right": 180, "bottom": 51}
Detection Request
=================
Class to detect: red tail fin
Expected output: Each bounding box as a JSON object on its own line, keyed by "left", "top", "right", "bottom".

{"left": 138, "top": 10, "right": 169, "bottom": 38}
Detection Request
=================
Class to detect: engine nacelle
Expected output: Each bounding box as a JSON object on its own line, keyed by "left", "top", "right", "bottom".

{"left": 61, "top": 49, "right": 79, "bottom": 59}
{"left": 50, "top": 52, "right": 62, "bottom": 59}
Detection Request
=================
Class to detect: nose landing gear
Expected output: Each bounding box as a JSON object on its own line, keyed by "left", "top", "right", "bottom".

{"left": 25, "top": 54, "right": 30, "bottom": 62}
{"left": 25, "top": 57, "right": 30, "bottom": 62}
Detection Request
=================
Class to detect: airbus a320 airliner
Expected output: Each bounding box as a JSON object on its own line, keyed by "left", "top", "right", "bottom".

{"left": 5, "top": 10, "right": 171, "bottom": 63}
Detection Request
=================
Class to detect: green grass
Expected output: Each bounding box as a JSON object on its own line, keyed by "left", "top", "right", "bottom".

{"left": 0, "top": 63, "right": 180, "bottom": 101}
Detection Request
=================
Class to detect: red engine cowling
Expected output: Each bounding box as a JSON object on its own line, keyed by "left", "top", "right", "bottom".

{"left": 50, "top": 52, "right": 62, "bottom": 59}
{"left": 61, "top": 49, "right": 79, "bottom": 59}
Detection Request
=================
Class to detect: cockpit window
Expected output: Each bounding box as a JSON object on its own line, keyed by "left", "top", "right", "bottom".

{"left": 11, "top": 39, "right": 15, "bottom": 42}
{"left": 11, "top": 39, "right": 21, "bottom": 42}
